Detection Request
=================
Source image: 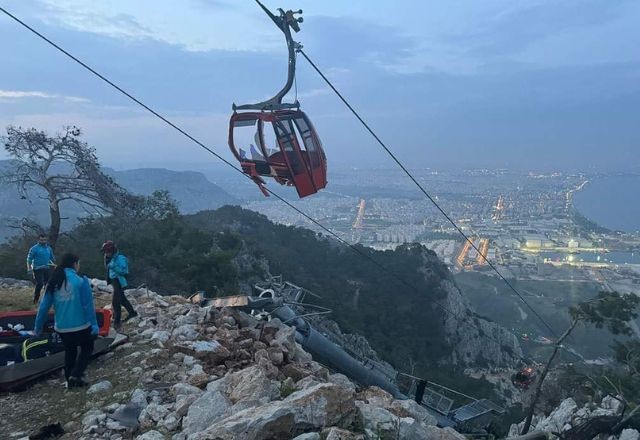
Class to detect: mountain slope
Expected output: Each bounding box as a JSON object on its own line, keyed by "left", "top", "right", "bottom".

{"left": 187, "top": 206, "right": 523, "bottom": 373}
{"left": 0, "top": 160, "right": 237, "bottom": 241}
{"left": 110, "top": 168, "right": 238, "bottom": 213}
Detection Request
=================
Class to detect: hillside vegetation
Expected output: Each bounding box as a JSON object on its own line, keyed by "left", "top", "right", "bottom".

{"left": 0, "top": 205, "right": 500, "bottom": 400}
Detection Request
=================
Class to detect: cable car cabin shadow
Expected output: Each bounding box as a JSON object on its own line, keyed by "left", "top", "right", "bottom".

{"left": 229, "top": 110, "right": 327, "bottom": 198}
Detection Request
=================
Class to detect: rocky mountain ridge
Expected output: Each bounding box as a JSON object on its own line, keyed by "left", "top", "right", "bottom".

{"left": 2, "top": 280, "right": 467, "bottom": 440}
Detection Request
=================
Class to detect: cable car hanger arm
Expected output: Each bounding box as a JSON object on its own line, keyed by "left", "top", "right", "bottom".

{"left": 233, "top": 1, "right": 303, "bottom": 112}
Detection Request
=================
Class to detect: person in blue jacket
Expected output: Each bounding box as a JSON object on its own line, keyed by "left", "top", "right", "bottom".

{"left": 26, "top": 233, "right": 55, "bottom": 304}
{"left": 34, "top": 253, "right": 98, "bottom": 388}
{"left": 101, "top": 241, "right": 137, "bottom": 328}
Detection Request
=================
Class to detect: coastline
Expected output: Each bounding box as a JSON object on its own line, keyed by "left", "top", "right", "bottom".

{"left": 571, "top": 175, "right": 640, "bottom": 235}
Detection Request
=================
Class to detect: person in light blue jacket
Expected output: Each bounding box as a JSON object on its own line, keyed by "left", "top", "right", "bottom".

{"left": 26, "top": 233, "right": 55, "bottom": 304}
{"left": 101, "top": 241, "right": 137, "bottom": 328}
{"left": 34, "top": 253, "right": 98, "bottom": 388}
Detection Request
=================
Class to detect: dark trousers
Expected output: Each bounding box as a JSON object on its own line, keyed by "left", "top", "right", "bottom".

{"left": 111, "top": 278, "right": 135, "bottom": 324}
{"left": 58, "top": 327, "right": 94, "bottom": 380}
{"left": 33, "top": 268, "right": 50, "bottom": 303}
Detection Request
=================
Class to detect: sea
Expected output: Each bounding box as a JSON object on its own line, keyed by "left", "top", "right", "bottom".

{"left": 573, "top": 175, "right": 640, "bottom": 234}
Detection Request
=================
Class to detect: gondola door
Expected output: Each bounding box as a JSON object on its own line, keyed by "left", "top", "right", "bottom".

{"left": 272, "top": 118, "right": 317, "bottom": 198}
{"left": 292, "top": 113, "right": 327, "bottom": 191}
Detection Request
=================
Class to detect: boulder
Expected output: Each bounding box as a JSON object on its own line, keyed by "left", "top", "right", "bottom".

{"left": 105, "top": 420, "right": 127, "bottom": 431}
{"left": 136, "top": 431, "right": 165, "bottom": 440}
{"left": 398, "top": 417, "right": 433, "bottom": 440}
{"left": 272, "top": 325, "right": 297, "bottom": 357}
{"left": 191, "top": 381, "right": 355, "bottom": 440}
{"left": 190, "top": 340, "right": 223, "bottom": 354}
{"left": 328, "top": 374, "right": 356, "bottom": 394}
{"left": 162, "top": 412, "right": 181, "bottom": 431}
{"left": 172, "top": 324, "right": 199, "bottom": 341}
{"left": 323, "top": 427, "right": 364, "bottom": 440}
{"left": 390, "top": 399, "right": 437, "bottom": 426}
{"left": 82, "top": 409, "right": 106, "bottom": 427}
{"left": 355, "top": 401, "right": 399, "bottom": 439}
{"left": 150, "top": 331, "right": 171, "bottom": 343}
{"left": 282, "top": 363, "right": 313, "bottom": 382}
{"left": 292, "top": 433, "right": 321, "bottom": 440}
{"left": 182, "top": 389, "right": 231, "bottom": 434}
{"left": 87, "top": 380, "right": 113, "bottom": 395}
{"left": 534, "top": 398, "right": 578, "bottom": 433}
{"left": 226, "top": 366, "right": 280, "bottom": 406}
{"left": 423, "top": 426, "right": 467, "bottom": 440}
{"left": 620, "top": 429, "right": 640, "bottom": 440}
{"left": 171, "top": 383, "right": 203, "bottom": 398}
{"left": 131, "top": 389, "right": 148, "bottom": 409}
{"left": 175, "top": 394, "right": 199, "bottom": 417}
{"left": 139, "top": 403, "right": 170, "bottom": 425}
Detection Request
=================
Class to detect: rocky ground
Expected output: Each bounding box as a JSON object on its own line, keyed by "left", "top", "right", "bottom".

{"left": 509, "top": 396, "right": 639, "bottom": 440}
{"left": 1, "top": 281, "right": 467, "bottom": 440}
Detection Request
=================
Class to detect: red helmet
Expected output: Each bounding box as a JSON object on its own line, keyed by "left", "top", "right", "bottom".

{"left": 101, "top": 240, "right": 116, "bottom": 253}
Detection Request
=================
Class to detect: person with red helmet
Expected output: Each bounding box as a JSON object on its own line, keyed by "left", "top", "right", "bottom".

{"left": 101, "top": 241, "right": 137, "bottom": 328}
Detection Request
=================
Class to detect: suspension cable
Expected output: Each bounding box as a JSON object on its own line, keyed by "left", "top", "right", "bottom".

{"left": 299, "top": 49, "right": 559, "bottom": 339}
{"left": 0, "top": 6, "right": 468, "bottom": 323}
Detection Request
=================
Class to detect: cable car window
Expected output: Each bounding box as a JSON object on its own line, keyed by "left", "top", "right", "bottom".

{"left": 294, "top": 117, "right": 316, "bottom": 152}
{"left": 232, "top": 118, "right": 262, "bottom": 161}
{"left": 262, "top": 121, "right": 280, "bottom": 158}
{"left": 293, "top": 116, "right": 321, "bottom": 171}
{"left": 274, "top": 119, "right": 304, "bottom": 174}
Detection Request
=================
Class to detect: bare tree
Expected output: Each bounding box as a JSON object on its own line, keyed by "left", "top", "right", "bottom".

{"left": 1, "top": 126, "right": 141, "bottom": 247}
{"left": 521, "top": 291, "right": 640, "bottom": 434}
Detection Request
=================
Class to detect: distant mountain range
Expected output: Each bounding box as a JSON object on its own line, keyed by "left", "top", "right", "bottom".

{"left": 0, "top": 160, "right": 238, "bottom": 241}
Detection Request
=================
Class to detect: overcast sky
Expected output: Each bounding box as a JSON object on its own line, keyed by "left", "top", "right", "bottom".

{"left": 0, "top": 0, "right": 638, "bottom": 172}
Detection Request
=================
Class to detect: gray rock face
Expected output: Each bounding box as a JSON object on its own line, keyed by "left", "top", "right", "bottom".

{"left": 191, "top": 381, "right": 356, "bottom": 440}
{"left": 356, "top": 401, "right": 399, "bottom": 439}
{"left": 182, "top": 388, "right": 231, "bottom": 434}
{"left": 509, "top": 395, "right": 631, "bottom": 438}
{"left": 441, "top": 279, "right": 522, "bottom": 367}
{"left": 226, "top": 365, "right": 280, "bottom": 407}
{"left": 53, "top": 278, "right": 474, "bottom": 440}
{"left": 175, "top": 394, "right": 199, "bottom": 418}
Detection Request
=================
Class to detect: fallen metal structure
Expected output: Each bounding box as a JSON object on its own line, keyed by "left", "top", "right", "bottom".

{"left": 201, "top": 276, "right": 505, "bottom": 433}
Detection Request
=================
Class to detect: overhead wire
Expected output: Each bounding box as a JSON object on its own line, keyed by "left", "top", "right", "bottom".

{"left": 1, "top": 6, "right": 604, "bottom": 382}
{"left": 298, "top": 48, "right": 560, "bottom": 339}
{"left": 298, "top": 48, "right": 612, "bottom": 382}
{"left": 0, "top": 6, "right": 470, "bottom": 324}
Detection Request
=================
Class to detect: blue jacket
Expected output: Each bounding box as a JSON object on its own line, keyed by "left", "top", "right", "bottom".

{"left": 34, "top": 268, "right": 98, "bottom": 335}
{"left": 27, "top": 243, "right": 55, "bottom": 270}
{"left": 107, "top": 252, "right": 129, "bottom": 288}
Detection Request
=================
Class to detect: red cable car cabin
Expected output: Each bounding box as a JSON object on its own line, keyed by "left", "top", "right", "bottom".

{"left": 229, "top": 109, "right": 327, "bottom": 198}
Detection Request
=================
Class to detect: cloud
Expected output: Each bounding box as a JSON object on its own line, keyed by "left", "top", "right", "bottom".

{"left": 0, "top": 90, "right": 89, "bottom": 103}
{"left": 35, "top": 2, "right": 156, "bottom": 43}
{"left": 33, "top": 0, "right": 280, "bottom": 53}
{"left": 296, "top": 88, "right": 331, "bottom": 100}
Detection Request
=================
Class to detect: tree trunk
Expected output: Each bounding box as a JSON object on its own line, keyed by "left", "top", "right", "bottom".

{"left": 521, "top": 319, "right": 579, "bottom": 434}
{"left": 49, "top": 197, "right": 61, "bottom": 249}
